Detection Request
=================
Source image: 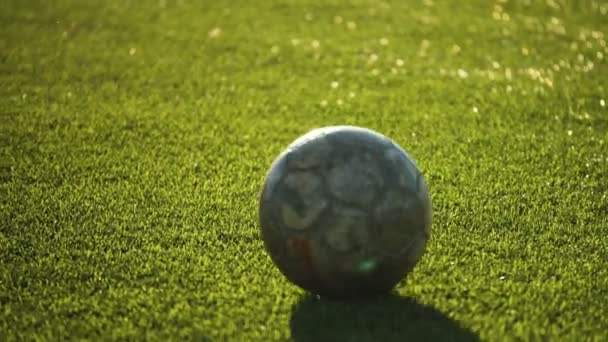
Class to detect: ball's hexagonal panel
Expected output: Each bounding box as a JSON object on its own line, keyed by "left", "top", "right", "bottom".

{"left": 373, "top": 189, "right": 425, "bottom": 258}
{"left": 260, "top": 153, "right": 288, "bottom": 203}
{"left": 322, "top": 205, "right": 370, "bottom": 253}
{"left": 326, "top": 153, "right": 383, "bottom": 207}
{"left": 325, "top": 125, "right": 393, "bottom": 153}
{"left": 383, "top": 145, "right": 419, "bottom": 192}
{"left": 405, "top": 233, "right": 428, "bottom": 270}
{"left": 259, "top": 125, "right": 432, "bottom": 299}
{"left": 286, "top": 133, "right": 333, "bottom": 170}
{"left": 258, "top": 199, "right": 289, "bottom": 269}
{"left": 416, "top": 173, "right": 433, "bottom": 237}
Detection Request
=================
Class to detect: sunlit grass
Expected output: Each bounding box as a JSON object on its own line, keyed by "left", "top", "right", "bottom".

{"left": 1, "top": 0, "right": 607, "bottom": 340}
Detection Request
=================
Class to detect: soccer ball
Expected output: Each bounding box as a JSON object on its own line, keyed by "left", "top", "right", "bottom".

{"left": 258, "top": 125, "right": 431, "bottom": 298}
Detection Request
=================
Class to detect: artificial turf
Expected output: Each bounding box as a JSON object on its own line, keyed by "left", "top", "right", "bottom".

{"left": 1, "top": 0, "right": 607, "bottom": 340}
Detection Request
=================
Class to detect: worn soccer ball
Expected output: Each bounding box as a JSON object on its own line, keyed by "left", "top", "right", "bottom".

{"left": 259, "top": 125, "right": 431, "bottom": 298}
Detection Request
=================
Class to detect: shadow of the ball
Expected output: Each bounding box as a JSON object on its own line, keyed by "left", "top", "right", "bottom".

{"left": 289, "top": 293, "right": 480, "bottom": 342}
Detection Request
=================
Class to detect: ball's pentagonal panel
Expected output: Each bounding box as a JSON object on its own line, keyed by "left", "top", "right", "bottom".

{"left": 259, "top": 125, "right": 432, "bottom": 299}
{"left": 280, "top": 171, "right": 328, "bottom": 230}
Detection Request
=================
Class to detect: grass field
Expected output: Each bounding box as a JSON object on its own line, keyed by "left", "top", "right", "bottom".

{"left": 2, "top": 0, "right": 607, "bottom": 340}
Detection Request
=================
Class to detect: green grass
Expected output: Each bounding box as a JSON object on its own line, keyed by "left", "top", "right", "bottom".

{"left": 1, "top": 0, "right": 607, "bottom": 340}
